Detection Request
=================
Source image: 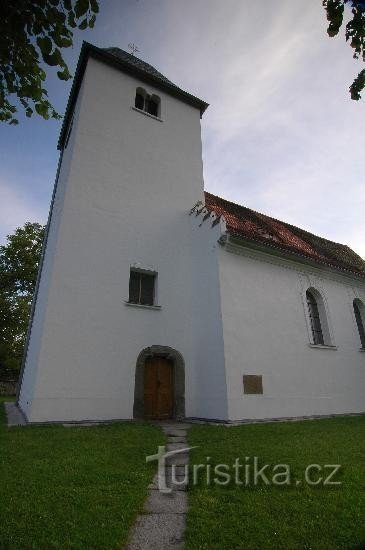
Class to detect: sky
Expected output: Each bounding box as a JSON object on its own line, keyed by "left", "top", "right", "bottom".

{"left": 0, "top": 0, "right": 364, "bottom": 258}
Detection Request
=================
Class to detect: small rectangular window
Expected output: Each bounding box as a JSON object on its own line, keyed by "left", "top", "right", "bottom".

{"left": 129, "top": 270, "right": 156, "bottom": 306}
{"left": 243, "top": 375, "right": 263, "bottom": 395}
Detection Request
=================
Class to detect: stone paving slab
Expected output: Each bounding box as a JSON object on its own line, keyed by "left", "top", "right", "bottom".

{"left": 148, "top": 473, "right": 188, "bottom": 492}
{"left": 148, "top": 479, "right": 187, "bottom": 492}
{"left": 4, "top": 402, "right": 26, "bottom": 426}
{"left": 144, "top": 490, "right": 187, "bottom": 514}
{"left": 167, "top": 436, "right": 187, "bottom": 443}
{"left": 126, "top": 513, "right": 185, "bottom": 550}
{"left": 165, "top": 464, "right": 188, "bottom": 476}
{"left": 162, "top": 427, "right": 187, "bottom": 437}
{"left": 166, "top": 442, "right": 191, "bottom": 452}
{"left": 166, "top": 454, "right": 190, "bottom": 466}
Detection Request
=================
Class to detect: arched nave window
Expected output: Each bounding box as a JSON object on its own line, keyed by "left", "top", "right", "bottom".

{"left": 305, "top": 287, "right": 334, "bottom": 347}
{"left": 353, "top": 299, "right": 365, "bottom": 349}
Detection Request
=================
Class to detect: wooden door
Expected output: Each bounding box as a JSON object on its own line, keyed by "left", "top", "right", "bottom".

{"left": 144, "top": 357, "right": 173, "bottom": 419}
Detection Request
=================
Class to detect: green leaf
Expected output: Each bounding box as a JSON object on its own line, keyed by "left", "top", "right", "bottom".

{"left": 42, "top": 48, "right": 63, "bottom": 67}
{"left": 78, "top": 18, "right": 88, "bottom": 30}
{"left": 68, "top": 10, "right": 77, "bottom": 28}
{"left": 57, "top": 67, "right": 71, "bottom": 80}
{"left": 36, "top": 36, "right": 53, "bottom": 56}
{"left": 53, "top": 35, "right": 73, "bottom": 48}
{"left": 75, "top": 0, "right": 90, "bottom": 19}
{"left": 90, "top": 0, "right": 99, "bottom": 14}
{"left": 35, "top": 102, "right": 50, "bottom": 119}
{"left": 89, "top": 14, "right": 96, "bottom": 28}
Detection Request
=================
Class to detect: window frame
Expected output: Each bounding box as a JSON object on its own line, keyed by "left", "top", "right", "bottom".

{"left": 353, "top": 299, "right": 365, "bottom": 349}
{"left": 128, "top": 268, "right": 157, "bottom": 307}
{"left": 302, "top": 286, "right": 335, "bottom": 348}
{"left": 134, "top": 87, "right": 162, "bottom": 120}
{"left": 306, "top": 290, "right": 325, "bottom": 346}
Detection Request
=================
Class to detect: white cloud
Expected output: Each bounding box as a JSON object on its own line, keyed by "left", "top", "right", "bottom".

{"left": 149, "top": 0, "right": 365, "bottom": 261}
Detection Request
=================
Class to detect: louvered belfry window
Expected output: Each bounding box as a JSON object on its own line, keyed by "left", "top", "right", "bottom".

{"left": 353, "top": 300, "right": 365, "bottom": 349}
{"left": 129, "top": 270, "right": 155, "bottom": 306}
{"left": 306, "top": 290, "right": 324, "bottom": 345}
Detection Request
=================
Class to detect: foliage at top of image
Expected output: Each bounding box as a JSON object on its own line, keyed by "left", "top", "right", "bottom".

{"left": 0, "top": 0, "right": 99, "bottom": 125}
{"left": 323, "top": 0, "right": 365, "bottom": 99}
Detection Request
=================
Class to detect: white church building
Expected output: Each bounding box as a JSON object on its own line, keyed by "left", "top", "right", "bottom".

{"left": 17, "top": 42, "right": 365, "bottom": 423}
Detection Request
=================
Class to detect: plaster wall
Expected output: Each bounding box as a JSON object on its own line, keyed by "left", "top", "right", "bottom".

{"left": 19, "top": 57, "right": 214, "bottom": 422}
{"left": 218, "top": 245, "right": 365, "bottom": 420}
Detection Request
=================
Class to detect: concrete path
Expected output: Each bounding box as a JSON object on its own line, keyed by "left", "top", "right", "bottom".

{"left": 4, "top": 402, "right": 26, "bottom": 426}
{"left": 127, "top": 423, "right": 191, "bottom": 549}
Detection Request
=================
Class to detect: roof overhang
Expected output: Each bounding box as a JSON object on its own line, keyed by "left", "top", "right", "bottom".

{"left": 58, "top": 41, "right": 209, "bottom": 149}
{"left": 220, "top": 232, "right": 365, "bottom": 283}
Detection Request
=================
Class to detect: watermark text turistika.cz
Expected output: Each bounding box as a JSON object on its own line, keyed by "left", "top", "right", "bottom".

{"left": 146, "top": 446, "right": 342, "bottom": 493}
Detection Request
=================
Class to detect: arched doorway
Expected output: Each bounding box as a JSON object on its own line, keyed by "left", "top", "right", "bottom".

{"left": 133, "top": 346, "right": 185, "bottom": 420}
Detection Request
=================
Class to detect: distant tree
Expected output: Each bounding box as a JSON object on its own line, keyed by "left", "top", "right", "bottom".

{"left": 0, "top": 222, "right": 45, "bottom": 381}
{"left": 0, "top": 0, "right": 99, "bottom": 125}
{"left": 323, "top": 0, "right": 365, "bottom": 99}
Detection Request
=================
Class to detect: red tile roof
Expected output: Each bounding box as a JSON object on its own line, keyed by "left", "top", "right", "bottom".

{"left": 204, "top": 192, "right": 365, "bottom": 277}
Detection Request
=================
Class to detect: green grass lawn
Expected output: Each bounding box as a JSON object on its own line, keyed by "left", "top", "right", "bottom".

{"left": 0, "top": 401, "right": 164, "bottom": 548}
{"left": 186, "top": 417, "right": 365, "bottom": 550}
{"left": 0, "top": 394, "right": 15, "bottom": 402}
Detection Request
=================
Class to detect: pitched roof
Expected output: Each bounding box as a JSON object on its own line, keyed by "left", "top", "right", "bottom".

{"left": 204, "top": 191, "right": 365, "bottom": 277}
{"left": 103, "top": 47, "right": 177, "bottom": 88}
{"left": 58, "top": 42, "right": 208, "bottom": 149}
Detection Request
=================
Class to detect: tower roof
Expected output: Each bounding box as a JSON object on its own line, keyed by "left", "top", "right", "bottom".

{"left": 58, "top": 42, "right": 208, "bottom": 149}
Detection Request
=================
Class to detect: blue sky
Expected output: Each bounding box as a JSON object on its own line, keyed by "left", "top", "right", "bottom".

{"left": 1, "top": 0, "right": 364, "bottom": 258}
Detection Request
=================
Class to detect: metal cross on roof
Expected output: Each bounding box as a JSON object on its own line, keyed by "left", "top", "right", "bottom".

{"left": 128, "top": 43, "right": 140, "bottom": 56}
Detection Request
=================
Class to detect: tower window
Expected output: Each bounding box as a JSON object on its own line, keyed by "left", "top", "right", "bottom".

{"left": 306, "top": 289, "right": 324, "bottom": 345}
{"left": 134, "top": 88, "right": 161, "bottom": 118}
{"left": 129, "top": 269, "right": 156, "bottom": 306}
{"left": 353, "top": 299, "right": 365, "bottom": 349}
{"left": 147, "top": 96, "right": 159, "bottom": 117}
{"left": 135, "top": 91, "right": 145, "bottom": 110}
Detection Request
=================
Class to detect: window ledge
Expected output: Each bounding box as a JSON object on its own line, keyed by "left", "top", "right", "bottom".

{"left": 132, "top": 106, "right": 163, "bottom": 122}
{"left": 308, "top": 343, "right": 337, "bottom": 350}
{"left": 124, "top": 301, "right": 162, "bottom": 310}
{"left": 359, "top": 348, "right": 365, "bottom": 352}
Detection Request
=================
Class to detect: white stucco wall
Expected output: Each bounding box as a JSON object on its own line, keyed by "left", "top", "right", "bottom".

{"left": 18, "top": 77, "right": 86, "bottom": 420}
{"left": 217, "top": 243, "right": 365, "bottom": 420}
{"left": 190, "top": 209, "right": 228, "bottom": 420}
{"left": 19, "top": 56, "right": 225, "bottom": 422}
